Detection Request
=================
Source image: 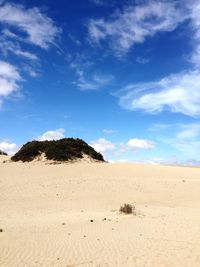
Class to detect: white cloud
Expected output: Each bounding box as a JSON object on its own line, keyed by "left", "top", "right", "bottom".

{"left": 0, "top": 2, "right": 60, "bottom": 49}
{"left": 136, "top": 56, "right": 150, "bottom": 64}
{"left": 176, "top": 124, "right": 200, "bottom": 140}
{"left": 127, "top": 138, "right": 155, "bottom": 150}
{"left": 71, "top": 61, "right": 113, "bottom": 91}
{"left": 188, "top": 0, "right": 200, "bottom": 67}
{"left": 169, "top": 124, "right": 200, "bottom": 158}
{"left": 0, "top": 61, "right": 21, "bottom": 103}
{"left": 37, "top": 128, "right": 65, "bottom": 141}
{"left": 23, "top": 65, "right": 41, "bottom": 77}
{"left": 149, "top": 122, "right": 200, "bottom": 160}
{"left": 111, "top": 138, "right": 155, "bottom": 158}
{"left": 88, "top": 1, "right": 185, "bottom": 55}
{"left": 0, "top": 61, "right": 20, "bottom": 80}
{"left": 69, "top": 53, "right": 114, "bottom": 91}
{"left": 117, "top": 70, "right": 200, "bottom": 117}
{"left": 112, "top": 1, "right": 200, "bottom": 117}
{"left": 103, "top": 129, "right": 117, "bottom": 134}
{"left": 90, "top": 0, "right": 105, "bottom": 6}
{"left": 87, "top": 0, "right": 200, "bottom": 118}
{"left": 68, "top": 34, "right": 81, "bottom": 46}
{"left": 0, "top": 36, "right": 39, "bottom": 61}
{"left": 76, "top": 74, "right": 113, "bottom": 91}
{"left": 0, "top": 141, "right": 18, "bottom": 155}
{"left": 90, "top": 137, "right": 155, "bottom": 161}
{"left": 12, "top": 49, "right": 38, "bottom": 61}
{"left": 76, "top": 76, "right": 99, "bottom": 90}
{"left": 90, "top": 138, "right": 115, "bottom": 153}
{"left": 109, "top": 158, "right": 130, "bottom": 163}
{"left": 110, "top": 156, "right": 200, "bottom": 166}
{"left": 0, "top": 2, "right": 60, "bottom": 107}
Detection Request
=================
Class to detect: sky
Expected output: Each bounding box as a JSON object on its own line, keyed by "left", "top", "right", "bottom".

{"left": 1, "top": 0, "right": 200, "bottom": 165}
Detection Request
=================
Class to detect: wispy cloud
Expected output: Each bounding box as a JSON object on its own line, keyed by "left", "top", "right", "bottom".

{"left": 22, "top": 65, "right": 41, "bottom": 77}
{"left": 110, "top": 0, "right": 200, "bottom": 117}
{"left": 0, "top": 2, "right": 60, "bottom": 49}
{"left": 70, "top": 59, "right": 113, "bottom": 91}
{"left": 88, "top": 0, "right": 200, "bottom": 117}
{"left": 103, "top": 129, "right": 118, "bottom": 134}
{"left": 89, "top": 0, "right": 105, "bottom": 6}
{"left": 0, "top": 1, "right": 60, "bottom": 107}
{"left": 149, "top": 122, "right": 200, "bottom": 160}
{"left": 76, "top": 73, "right": 113, "bottom": 91}
{"left": 170, "top": 124, "right": 200, "bottom": 159}
{"left": 116, "top": 70, "right": 200, "bottom": 117}
{"left": 136, "top": 56, "right": 150, "bottom": 64}
{"left": 68, "top": 34, "right": 81, "bottom": 46}
{"left": 189, "top": 0, "right": 200, "bottom": 67}
{"left": 0, "top": 37, "right": 39, "bottom": 61}
{"left": 88, "top": 1, "right": 186, "bottom": 56}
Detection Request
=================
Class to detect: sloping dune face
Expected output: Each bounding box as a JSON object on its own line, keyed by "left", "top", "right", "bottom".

{"left": 0, "top": 161, "right": 200, "bottom": 267}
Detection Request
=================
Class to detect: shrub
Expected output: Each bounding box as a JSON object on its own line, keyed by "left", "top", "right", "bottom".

{"left": 120, "top": 203, "right": 136, "bottom": 215}
{"left": 11, "top": 138, "right": 105, "bottom": 162}
{"left": 0, "top": 150, "right": 7, "bottom": 156}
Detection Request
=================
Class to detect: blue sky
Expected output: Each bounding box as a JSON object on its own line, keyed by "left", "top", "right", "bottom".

{"left": 1, "top": 0, "right": 200, "bottom": 165}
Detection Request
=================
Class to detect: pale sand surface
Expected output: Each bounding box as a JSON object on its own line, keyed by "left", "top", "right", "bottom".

{"left": 1, "top": 157, "right": 200, "bottom": 266}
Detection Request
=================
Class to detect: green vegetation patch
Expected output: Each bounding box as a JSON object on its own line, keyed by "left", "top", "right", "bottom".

{"left": 11, "top": 138, "right": 105, "bottom": 162}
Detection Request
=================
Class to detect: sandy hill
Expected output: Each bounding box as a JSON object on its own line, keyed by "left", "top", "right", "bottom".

{"left": 11, "top": 138, "right": 105, "bottom": 163}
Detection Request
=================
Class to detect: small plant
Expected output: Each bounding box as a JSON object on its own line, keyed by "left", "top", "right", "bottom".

{"left": 120, "top": 203, "right": 136, "bottom": 215}
{"left": 0, "top": 228, "right": 3, "bottom": 232}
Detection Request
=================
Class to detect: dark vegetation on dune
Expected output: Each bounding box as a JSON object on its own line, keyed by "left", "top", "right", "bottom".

{"left": 0, "top": 150, "right": 7, "bottom": 156}
{"left": 11, "top": 138, "right": 105, "bottom": 162}
{"left": 120, "top": 203, "right": 136, "bottom": 215}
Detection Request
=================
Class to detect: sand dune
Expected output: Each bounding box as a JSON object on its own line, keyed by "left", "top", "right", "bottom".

{"left": 1, "top": 158, "right": 200, "bottom": 266}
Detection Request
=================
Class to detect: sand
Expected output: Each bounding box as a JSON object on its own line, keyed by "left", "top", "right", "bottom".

{"left": 1, "top": 157, "right": 200, "bottom": 267}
